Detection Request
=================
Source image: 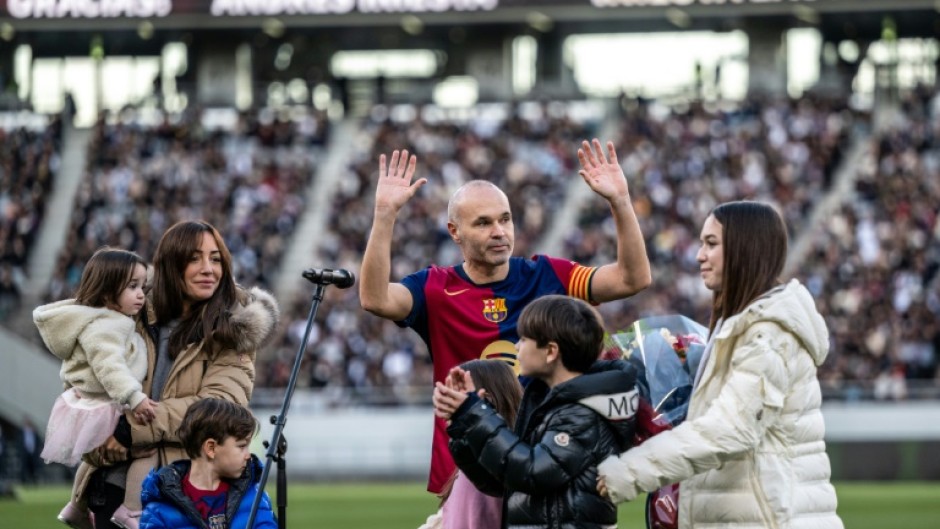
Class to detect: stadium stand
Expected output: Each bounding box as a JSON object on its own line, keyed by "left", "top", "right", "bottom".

{"left": 2, "top": 2, "right": 939, "bottom": 417}
{"left": 4, "top": 93, "right": 937, "bottom": 405}
{"left": 797, "top": 87, "right": 940, "bottom": 399}
{"left": 42, "top": 107, "right": 328, "bottom": 303}
{"left": 0, "top": 116, "right": 61, "bottom": 322}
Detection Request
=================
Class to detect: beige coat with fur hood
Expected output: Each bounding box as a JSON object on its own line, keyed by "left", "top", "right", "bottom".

{"left": 598, "top": 280, "right": 844, "bottom": 529}
{"left": 72, "top": 286, "right": 279, "bottom": 503}
{"left": 34, "top": 300, "right": 149, "bottom": 409}
{"left": 133, "top": 285, "right": 279, "bottom": 465}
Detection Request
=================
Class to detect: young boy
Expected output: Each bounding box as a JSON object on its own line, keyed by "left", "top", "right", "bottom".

{"left": 138, "top": 399, "right": 276, "bottom": 529}
{"left": 433, "top": 294, "right": 640, "bottom": 529}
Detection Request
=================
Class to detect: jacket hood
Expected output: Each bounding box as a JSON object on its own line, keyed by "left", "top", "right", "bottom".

{"left": 554, "top": 359, "right": 639, "bottom": 404}
{"left": 518, "top": 360, "right": 639, "bottom": 441}
{"left": 33, "top": 299, "right": 135, "bottom": 360}
{"left": 717, "top": 279, "right": 830, "bottom": 366}
{"left": 229, "top": 287, "right": 280, "bottom": 352}
{"left": 141, "top": 453, "right": 265, "bottom": 505}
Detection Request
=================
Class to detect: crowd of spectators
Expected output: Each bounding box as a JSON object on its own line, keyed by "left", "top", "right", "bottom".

{"left": 44, "top": 107, "right": 328, "bottom": 303}
{"left": 565, "top": 92, "right": 938, "bottom": 399}
{"left": 0, "top": 118, "right": 61, "bottom": 321}
{"left": 8, "top": 92, "right": 938, "bottom": 402}
{"left": 796, "top": 88, "right": 940, "bottom": 399}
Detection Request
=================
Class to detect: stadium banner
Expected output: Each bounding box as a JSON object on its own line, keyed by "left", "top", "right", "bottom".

{"left": 1, "top": 0, "right": 825, "bottom": 20}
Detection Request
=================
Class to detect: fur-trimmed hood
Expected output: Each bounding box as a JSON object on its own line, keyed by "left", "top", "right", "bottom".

{"left": 34, "top": 299, "right": 137, "bottom": 361}
{"left": 229, "top": 286, "right": 280, "bottom": 352}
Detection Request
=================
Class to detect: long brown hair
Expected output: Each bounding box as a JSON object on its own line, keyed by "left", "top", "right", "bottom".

{"left": 709, "top": 201, "right": 788, "bottom": 333}
{"left": 74, "top": 247, "right": 147, "bottom": 311}
{"left": 462, "top": 359, "right": 523, "bottom": 427}
{"left": 151, "top": 220, "right": 238, "bottom": 357}
{"left": 439, "top": 359, "right": 523, "bottom": 504}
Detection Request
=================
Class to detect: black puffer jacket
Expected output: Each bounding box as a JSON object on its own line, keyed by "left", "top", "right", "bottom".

{"left": 448, "top": 360, "right": 639, "bottom": 529}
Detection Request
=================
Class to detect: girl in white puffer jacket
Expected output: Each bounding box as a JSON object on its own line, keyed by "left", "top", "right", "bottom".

{"left": 598, "top": 201, "right": 844, "bottom": 529}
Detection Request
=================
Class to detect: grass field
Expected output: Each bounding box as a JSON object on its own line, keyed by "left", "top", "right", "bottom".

{"left": 2, "top": 481, "right": 938, "bottom": 528}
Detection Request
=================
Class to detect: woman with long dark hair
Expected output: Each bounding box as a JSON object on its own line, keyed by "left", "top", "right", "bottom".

{"left": 71, "top": 221, "right": 279, "bottom": 529}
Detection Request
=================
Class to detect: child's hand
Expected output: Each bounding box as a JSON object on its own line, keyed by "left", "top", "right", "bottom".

{"left": 432, "top": 381, "right": 469, "bottom": 421}
{"left": 132, "top": 398, "right": 158, "bottom": 424}
{"left": 445, "top": 367, "right": 476, "bottom": 393}
{"left": 597, "top": 475, "right": 610, "bottom": 499}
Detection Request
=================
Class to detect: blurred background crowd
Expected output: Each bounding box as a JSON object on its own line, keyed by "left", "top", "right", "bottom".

{"left": 5, "top": 91, "right": 937, "bottom": 409}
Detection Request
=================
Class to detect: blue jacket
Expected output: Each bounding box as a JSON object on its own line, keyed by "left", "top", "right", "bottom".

{"left": 140, "top": 454, "right": 277, "bottom": 529}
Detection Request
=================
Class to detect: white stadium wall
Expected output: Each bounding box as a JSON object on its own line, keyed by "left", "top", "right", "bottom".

{"left": 252, "top": 398, "right": 940, "bottom": 481}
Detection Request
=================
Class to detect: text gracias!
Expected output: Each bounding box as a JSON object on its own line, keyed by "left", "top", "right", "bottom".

{"left": 4, "top": 0, "right": 818, "bottom": 19}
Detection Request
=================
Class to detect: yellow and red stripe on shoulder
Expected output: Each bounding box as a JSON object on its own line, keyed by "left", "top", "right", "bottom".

{"left": 567, "top": 264, "right": 597, "bottom": 302}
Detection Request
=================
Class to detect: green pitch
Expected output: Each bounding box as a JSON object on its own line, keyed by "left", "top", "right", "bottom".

{"left": 2, "top": 481, "right": 938, "bottom": 528}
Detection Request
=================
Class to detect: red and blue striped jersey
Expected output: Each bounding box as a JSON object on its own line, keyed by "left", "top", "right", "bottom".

{"left": 398, "top": 254, "right": 597, "bottom": 493}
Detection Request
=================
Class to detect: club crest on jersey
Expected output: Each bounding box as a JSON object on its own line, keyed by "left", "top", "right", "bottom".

{"left": 482, "top": 298, "right": 508, "bottom": 323}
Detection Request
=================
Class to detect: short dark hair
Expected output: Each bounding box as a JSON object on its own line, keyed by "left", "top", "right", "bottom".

{"left": 178, "top": 399, "right": 258, "bottom": 459}
{"left": 517, "top": 295, "right": 604, "bottom": 374}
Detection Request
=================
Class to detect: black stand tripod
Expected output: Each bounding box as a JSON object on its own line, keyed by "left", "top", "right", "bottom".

{"left": 245, "top": 268, "right": 355, "bottom": 529}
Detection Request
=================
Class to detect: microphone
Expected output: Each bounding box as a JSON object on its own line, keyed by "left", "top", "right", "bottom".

{"left": 302, "top": 268, "right": 356, "bottom": 289}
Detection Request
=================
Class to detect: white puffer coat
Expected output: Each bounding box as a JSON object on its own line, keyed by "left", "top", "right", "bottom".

{"left": 599, "top": 280, "right": 844, "bottom": 529}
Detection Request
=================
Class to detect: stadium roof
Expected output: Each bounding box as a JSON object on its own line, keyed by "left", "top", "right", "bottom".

{"left": 2, "top": 0, "right": 938, "bottom": 33}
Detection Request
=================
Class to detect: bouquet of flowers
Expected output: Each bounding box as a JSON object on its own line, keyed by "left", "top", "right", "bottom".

{"left": 605, "top": 315, "right": 709, "bottom": 529}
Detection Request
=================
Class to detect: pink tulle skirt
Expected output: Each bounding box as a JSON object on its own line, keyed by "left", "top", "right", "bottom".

{"left": 41, "top": 387, "right": 122, "bottom": 466}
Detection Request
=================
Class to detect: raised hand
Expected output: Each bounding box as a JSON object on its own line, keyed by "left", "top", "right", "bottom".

{"left": 577, "top": 139, "right": 629, "bottom": 203}
{"left": 446, "top": 367, "right": 475, "bottom": 393}
{"left": 433, "top": 382, "right": 469, "bottom": 421}
{"left": 375, "top": 149, "right": 426, "bottom": 215}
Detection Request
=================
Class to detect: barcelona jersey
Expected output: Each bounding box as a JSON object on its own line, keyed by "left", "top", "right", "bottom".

{"left": 398, "top": 254, "right": 597, "bottom": 493}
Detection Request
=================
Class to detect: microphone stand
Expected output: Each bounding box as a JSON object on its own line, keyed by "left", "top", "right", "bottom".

{"left": 245, "top": 281, "right": 327, "bottom": 529}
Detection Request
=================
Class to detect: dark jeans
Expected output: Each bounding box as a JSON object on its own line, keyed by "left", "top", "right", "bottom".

{"left": 87, "top": 470, "right": 125, "bottom": 529}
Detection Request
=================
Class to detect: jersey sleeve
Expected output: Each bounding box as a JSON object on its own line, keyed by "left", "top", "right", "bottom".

{"left": 396, "top": 267, "right": 431, "bottom": 330}
{"left": 542, "top": 255, "right": 598, "bottom": 303}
